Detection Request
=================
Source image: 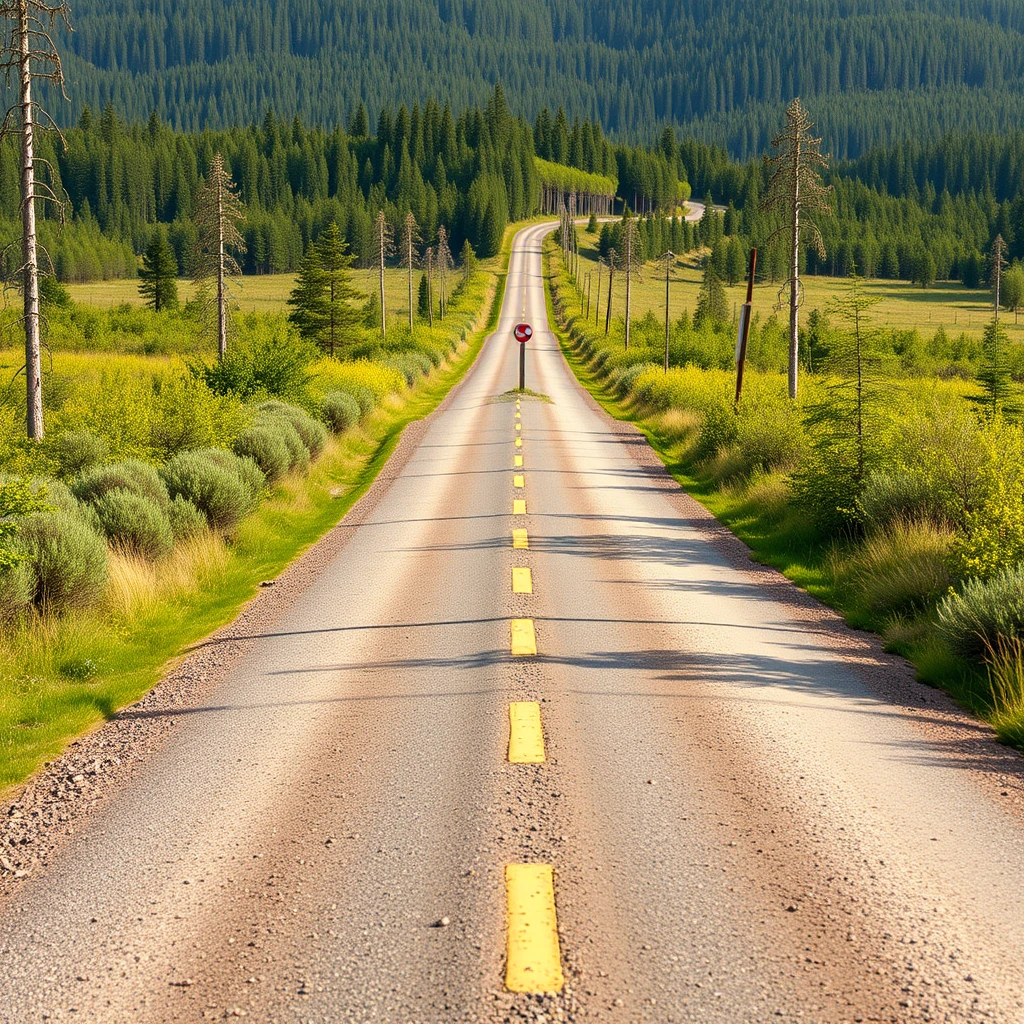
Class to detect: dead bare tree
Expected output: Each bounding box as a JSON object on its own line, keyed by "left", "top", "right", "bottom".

{"left": 400, "top": 211, "right": 420, "bottom": 332}
{"left": 193, "top": 153, "right": 245, "bottom": 360}
{"left": 373, "top": 211, "right": 394, "bottom": 340}
{"left": 657, "top": 250, "right": 676, "bottom": 372}
{"left": 436, "top": 226, "right": 453, "bottom": 321}
{"left": 0, "top": 0, "right": 71, "bottom": 440}
{"left": 761, "top": 98, "right": 833, "bottom": 399}
{"left": 620, "top": 215, "right": 644, "bottom": 351}
{"left": 424, "top": 246, "right": 434, "bottom": 327}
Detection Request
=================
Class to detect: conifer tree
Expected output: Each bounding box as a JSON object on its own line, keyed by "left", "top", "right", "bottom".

{"left": 138, "top": 226, "right": 179, "bottom": 311}
{"left": 694, "top": 263, "right": 729, "bottom": 328}
{"left": 762, "top": 99, "right": 834, "bottom": 399}
{"left": 436, "top": 225, "right": 453, "bottom": 320}
{"left": 0, "top": 0, "right": 72, "bottom": 440}
{"left": 193, "top": 152, "right": 245, "bottom": 359}
{"left": 417, "top": 272, "right": 429, "bottom": 320}
{"left": 975, "top": 317, "right": 1017, "bottom": 418}
{"left": 287, "top": 223, "right": 360, "bottom": 357}
{"left": 460, "top": 238, "right": 476, "bottom": 285}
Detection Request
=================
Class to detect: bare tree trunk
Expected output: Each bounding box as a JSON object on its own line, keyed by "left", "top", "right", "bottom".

{"left": 407, "top": 241, "right": 414, "bottom": 331}
{"left": 789, "top": 137, "right": 801, "bottom": 401}
{"left": 426, "top": 249, "right": 434, "bottom": 328}
{"left": 18, "top": 0, "right": 42, "bottom": 440}
{"left": 217, "top": 184, "right": 227, "bottom": 360}
{"left": 624, "top": 258, "right": 632, "bottom": 351}
{"left": 379, "top": 230, "right": 386, "bottom": 341}
{"left": 605, "top": 264, "right": 614, "bottom": 335}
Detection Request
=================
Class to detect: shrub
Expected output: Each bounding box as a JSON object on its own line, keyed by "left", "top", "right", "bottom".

{"left": 73, "top": 459, "right": 169, "bottom": 510}
{"left": 937, "top": 564, "right": 1024, "bottom": 660}
{"left": 233, "top": 425, "right": 291, "bottom": 482}
{"left": 842, "top": 519, "right": 953, "bottom": 617}
{"left": 167, "top": 495, "right": 207, "bottom": 541}
{"left": 20, "top": 510, "right": 109, "bottom": 611}
{"left": 190, "top": 449, "right": 265, "bottom": 508}
{"left": 734, "top": 404, "right": 805, "bottom": 474}
{"left": 53, "top": 429, "right": 109, "bottom": 477}
{"left": 256, "top": 401, "right": 328, "bottom": 458}
{"left": 159, "top": 452, "right": 250, "bottom": 531}
{"left": 693, "top": 399, "right": 739, "bottom": 463}
{"left": 92, "top": 488, "right": 174, "bottom": 559}
{"left": 0, "top": 561, "right": 34, "bottom": 620}
{"left": 859, "top": 470, "right": 944, "bottom": 530}
{"left": 260, "top": 415, "right": 310, "bottom": 472}
{"left": 321, "top": 390, "right": 361, "bottom": 433}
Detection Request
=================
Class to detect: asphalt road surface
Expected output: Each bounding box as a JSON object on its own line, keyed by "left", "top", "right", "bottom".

{"left": 3, "top": 223, "right": 1024, "bottom": 1023}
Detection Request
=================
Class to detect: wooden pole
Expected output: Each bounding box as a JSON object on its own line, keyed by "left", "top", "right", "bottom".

{"left": 735, "top": 248, "right": 758, "bottom": 408}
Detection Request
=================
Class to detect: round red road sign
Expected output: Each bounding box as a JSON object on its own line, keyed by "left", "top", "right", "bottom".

{"left": 514, "top": 323, "right": 533, "bottom": 343}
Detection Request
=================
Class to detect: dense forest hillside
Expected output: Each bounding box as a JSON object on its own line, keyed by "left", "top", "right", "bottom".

{"left": 47, "top": 0, "right": 1024, "bottom": 158}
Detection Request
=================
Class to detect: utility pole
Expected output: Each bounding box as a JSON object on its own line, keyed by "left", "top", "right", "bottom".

{"left": 604, "top": 248, "right": 616, "bottom": 336}
{"left": 735, "top": 248, "right": 758, "bottom": 408}
{"left": 658, "top": 251, "right": 675, "bottom": 372}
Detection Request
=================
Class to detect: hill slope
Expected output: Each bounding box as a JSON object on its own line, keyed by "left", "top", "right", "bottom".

{"left": 50, "top": 0, "right": 1024, "bottom": 157}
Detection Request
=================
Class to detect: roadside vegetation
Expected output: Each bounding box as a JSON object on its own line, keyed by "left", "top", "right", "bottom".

{"left": 547, "top": 224, "right": 1024, "bottom": 751}
{"left": 0, "top": 227, "right": 508, "bottom": 791}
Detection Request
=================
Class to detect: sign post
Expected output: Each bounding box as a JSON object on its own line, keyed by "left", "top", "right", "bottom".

{"left": 514, "top": 322, "right": 533, "bottom": 391}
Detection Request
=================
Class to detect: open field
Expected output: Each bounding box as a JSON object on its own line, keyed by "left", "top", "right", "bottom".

{"left": 573, "top": 227, "right": 1019, "bottom": 343}
{"left": 67, "top": 266, "right": 437, "bottom": 319}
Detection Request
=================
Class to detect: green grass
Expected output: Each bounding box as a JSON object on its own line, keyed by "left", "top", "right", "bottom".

{"left": 0, "top": 226, "right": 515, "bottom": 792}
{"left": 574, "top": 226, "right": 1016, "bottom": 343}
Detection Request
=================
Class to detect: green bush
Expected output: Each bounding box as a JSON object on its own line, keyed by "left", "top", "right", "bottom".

{"left": 92, "top": 488, "right": 174, "bottom": 559}
{"left": 257, "top": 401, "right": 328, "bottom": 458}
{"left": 0, "top": 561, "right": 34, "bottom": 620}
{"left": 52, "top": 429, "right": 109, "bottom": 477}
{"left": 73, "top": 459, "right": 169, "bottom": 510}
{"left": 159, "top": 453, "right": 251, "bottom": 532}
{"left": 167, "top": 495, "right": 208, "bottom": 541}
{"left": 260, "top": 415, "right": 310, "bottom": 472}
{"left": 20, "top": 510, "right": 109, "bottom": 611}
{"left": 842, "top": 519, "right": 952, "bottom": 617}
{"left": 693, "top": 400, "right": 740, "bottom": 463}
{"left": 859, "top": 470, "right": 945, "bottom": 530}
{"left": 321, "top": 390, "right": 361, "bottom": 433}
{"left": 937, "top": 565, "right": 1024, "bottom": 660}
{"left": 233, "top": 425, "right": 292, "bottom": 482}
{"left": 190, "top": 448, "right": 265, "bottom": 508}
{"left": 734, "top": 404, "right": 805, "bottom": 474}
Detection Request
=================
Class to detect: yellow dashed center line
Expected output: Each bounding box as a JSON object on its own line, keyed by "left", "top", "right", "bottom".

{"left": 512, "top": 566, "right": 533, "bottom": 593}
{"left": 516, "top": 411, "right": 521, "bottom": 419}
{"left": 513, "top": 498, "right": 527, "bottom": 515}
{"left": 510, "top": 618, "right": 537, "bottom": 655}
{"left": 505, "top": 864, "right": 564, "bottom": 993}
{"left": 512, "top": 528, "right": 529, "bottom": 549}
{"left": 508, "top": 701, "right": 545, "bottom": 763}
{"left": 515, "top": 422, "right": 522, "bottom": 432}
{"left": 513, "top": 474, "right": 525, "bottom": 488}
{"left": 515, "top": 438, "right": 522, "bottom": 448}
{"left": 514, "top": 455, "right": 524, "bottom": 467}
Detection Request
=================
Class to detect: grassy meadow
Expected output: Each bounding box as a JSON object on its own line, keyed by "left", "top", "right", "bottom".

{"left": 573, "top": 225, "right": 1018, "bottom": 344}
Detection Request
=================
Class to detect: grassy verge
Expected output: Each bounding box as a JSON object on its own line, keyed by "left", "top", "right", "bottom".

{"left": 0, "top": 224, "right": 517, "bottom": 792}
{"left": 543, "top": 237, "right": 1002, "bottom": 738}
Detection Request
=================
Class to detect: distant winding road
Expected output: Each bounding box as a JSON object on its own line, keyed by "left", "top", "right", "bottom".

{"left": 2, "top": 223, "right": 1024, "bottom": 1023}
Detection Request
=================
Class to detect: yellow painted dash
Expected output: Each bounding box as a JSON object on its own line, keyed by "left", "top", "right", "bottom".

{"left": 505, "top": 864, "right": 563, "bottom": 993}
{"left": 514, "top": 454, "right": 524, "bottom": 467}
{"left": 508, "top": 701, "right": 545, "bottom": 763}
{"left": 515, "top": 422, "right": 522, "bottom": 432}
{"left": 516, "top": 411, "right": 521, "bottom": 419}
{"left": 513, "top": 498, "right": 527, "bottom": 515}
{"left": 513, "top": 474, "right": 525, "bottom": 488}
{"left": 512, "top": 566, "right": 533, "bottom": 594}
{"left": 512, "top": 528, "right": 529, "bottom": 549}
{"left": 510, "top": 618, "right": 537, "bottom": 656}
{"left": 515, "top": 438, "right": 522, "bottom": 448}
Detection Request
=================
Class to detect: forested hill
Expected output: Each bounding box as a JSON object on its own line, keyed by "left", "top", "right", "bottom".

{"left": 49, "top": 0, "right": 1024, "bottom": 159}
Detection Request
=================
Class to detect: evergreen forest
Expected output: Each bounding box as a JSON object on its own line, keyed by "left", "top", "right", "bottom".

{"left": 47, "top": 0, "right": 1024, "bottom": 159}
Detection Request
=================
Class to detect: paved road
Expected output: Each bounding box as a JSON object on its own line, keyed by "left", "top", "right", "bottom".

{"left": 3, "top": 223, "right": 1024, "bottom": 1023}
